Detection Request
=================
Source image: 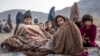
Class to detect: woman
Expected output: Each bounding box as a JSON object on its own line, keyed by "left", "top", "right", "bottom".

{"left": 52, "top": 15, "right": 84, "bottom": 56}
{"left": 80, "top": 14, "right": 97, "bottom": 47}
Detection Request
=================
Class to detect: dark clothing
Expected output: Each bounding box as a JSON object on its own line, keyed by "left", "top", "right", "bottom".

{"left": 3, "top": 25, "right": 11, "bottom": 33}
{"left": 0, "top": 24, "right": 2, "bottom": 33}
{"left": 80, "top": 24, "right": 97, "bottom": 47}
{"left": 75, "top": 21, "right": 83, "bottom": 28}
{"left": 83, "top": 40, "right": 92, "bottom": 47}
{"left": 45, "top": 28, "right": 55, "bottom": 35}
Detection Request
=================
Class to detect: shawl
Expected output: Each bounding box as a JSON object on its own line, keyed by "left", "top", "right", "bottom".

{"left": 52, "top": 21, "right": 83, "bottom": 56}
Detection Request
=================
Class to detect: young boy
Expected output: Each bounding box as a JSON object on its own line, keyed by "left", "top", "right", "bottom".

{"left": 39, "top": 23, "right": 44, "bottom": 29}
{"left": 14, "top": 15, "right": 32, "bottom": 35}
{"left": 23, "top": 15, "right": 32, "bottom": 25}
{"left": 45, "top": 20, "right": 55, "bottom": 35}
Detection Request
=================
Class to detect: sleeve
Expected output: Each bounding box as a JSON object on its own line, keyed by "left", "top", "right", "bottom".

{"left": 90, "top": 25, "right": 97, "bottom": 44}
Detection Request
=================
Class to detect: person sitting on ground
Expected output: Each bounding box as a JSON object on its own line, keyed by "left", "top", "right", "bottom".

{"left": 52, "top": 15, "right": 84, "bottom": 56}
{"left": 2, "top": 19, "right": 6, "bottom": 29}
{"left": 80, "top": 14, "right": 98, "bottom": 47}
{"left": 34, "top": 18, "right": 38, "bottom": 25}
{"left": 45, "top": 20, "right": 55, "bottom": 35}
{"left": 14, "top": 15, "right": 32, "bottom": 35}
{"left": 3, "top": 23, "right": 11, "bottom": 33}
{"left": 1, "top": 15, "right": 53, "bottom": 56}
{"left": 39, "top": 23, "right": 44, "bottom": 29}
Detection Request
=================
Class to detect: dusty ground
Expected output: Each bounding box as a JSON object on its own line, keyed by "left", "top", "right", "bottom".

{"left": 0, "top": 30, "right": 14, "bottom": 44}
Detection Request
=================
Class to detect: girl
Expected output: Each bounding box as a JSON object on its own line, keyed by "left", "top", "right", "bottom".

{"left": 81, "top": 14, "right": 97, "bottom": 47}
{"left": 52, "top": 15, "right": 84, "bottom": 56}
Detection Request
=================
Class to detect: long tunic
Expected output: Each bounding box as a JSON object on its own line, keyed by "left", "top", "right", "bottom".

{"left": 80, "top": 24, "right": 97, "bottom": 47}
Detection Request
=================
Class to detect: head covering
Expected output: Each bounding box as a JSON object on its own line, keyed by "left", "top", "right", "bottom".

{"left": 34, "top": 18, "right": 38, "bottom": 24}
{"left": 16, "top": 11, "right": 23, "bottom": 25}
{"left": 70, "top": 2, "right": 80, "bottom": 22}
{"left": 23, "top": 10, "right": 32, "bottom": 19}
{"left": 48, "top": 6, "right": 55, "bottom": 29}
{"left": 52, "top": 20, "right": 83, "bottom": 56}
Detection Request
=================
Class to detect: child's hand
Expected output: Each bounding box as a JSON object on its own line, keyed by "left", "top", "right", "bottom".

{"left": 83, "top": 39, "right": 87, "bottom": 43}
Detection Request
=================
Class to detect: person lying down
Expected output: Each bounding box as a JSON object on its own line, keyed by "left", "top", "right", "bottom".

{"left": 1, "top": 24, "right": 53, "bottom": 56}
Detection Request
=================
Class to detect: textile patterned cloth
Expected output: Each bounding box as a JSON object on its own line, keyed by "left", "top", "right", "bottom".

{"left": 1, "top": 24, "right": 53, "bottom": 56}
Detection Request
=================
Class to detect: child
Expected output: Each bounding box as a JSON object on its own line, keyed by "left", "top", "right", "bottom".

{"left": 39, "top": 23, "right": 44, "bottom": 29}
{"left": 45, "top": 21, "right": 55, "bottom": 35}
{"left": 14, "top": 15, "right": 32, "bottom": 35}
{"left": 23, "top": 15, "right": 32, "bottom": 25}
{"left": 52, "top": 15, "right": 84, "bottom": 56}
{"left": 81, "top": 14, "right": 97, "bottom": 47}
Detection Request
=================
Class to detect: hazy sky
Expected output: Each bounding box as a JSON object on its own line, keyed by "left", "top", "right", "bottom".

{"left": 0, "top": 0, "right": 80, "bottom": 13}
